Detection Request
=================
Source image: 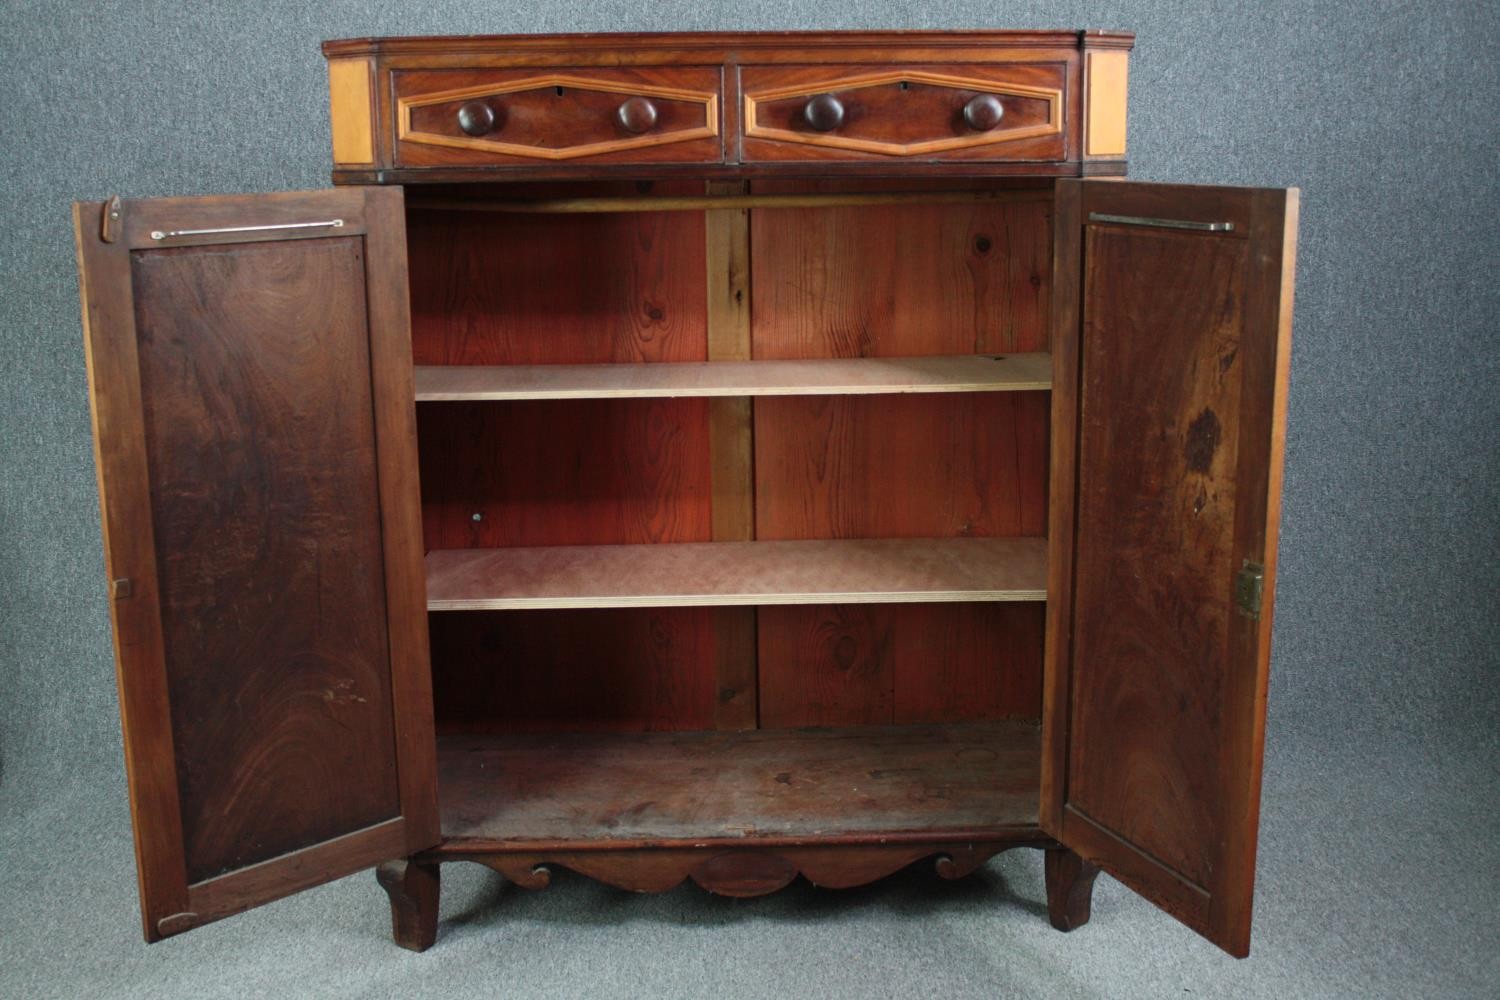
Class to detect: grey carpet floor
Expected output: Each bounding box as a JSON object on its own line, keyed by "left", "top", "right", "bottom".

{"left": 0, "top": 728, "right": 1493, "bottom": 1000}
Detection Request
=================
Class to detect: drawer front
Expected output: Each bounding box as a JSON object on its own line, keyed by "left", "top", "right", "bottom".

{"left": 394, "top": 67, "right": 723, "bottom": 167}
{"left": 739, "top": 64, "right": 1068, "bottom": 163}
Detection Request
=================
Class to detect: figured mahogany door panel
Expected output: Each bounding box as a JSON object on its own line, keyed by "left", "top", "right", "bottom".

{"left": 394, "top": 67, "right": 722, "bottom": 167}
{"left": 73, "top": 187, "right": 438, "bottom": 941}
{"left": 740, "top": 63, "right": 1067, "bottom": 163}
{"left": 1042, "top": 181, "right": 1297, "bottom": 956}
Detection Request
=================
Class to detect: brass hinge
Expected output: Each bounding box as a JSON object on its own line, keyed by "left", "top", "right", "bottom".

{"left": 1234, "top": 560, "right": 1265, "bottom": 620}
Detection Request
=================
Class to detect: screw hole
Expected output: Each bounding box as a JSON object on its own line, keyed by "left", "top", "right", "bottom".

{"left": 555, "top": 85, "right": 565, "bottom": 97}
{"left": 899, "top": 80, "right": 909, "bottom": 91}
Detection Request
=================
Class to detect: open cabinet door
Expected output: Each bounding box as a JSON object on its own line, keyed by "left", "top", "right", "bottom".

{"left": 73, "top": 187, "right": 438, "bottom": 941}
{"left": 1042, "top": 180, "right": 1298, "bottom": 956}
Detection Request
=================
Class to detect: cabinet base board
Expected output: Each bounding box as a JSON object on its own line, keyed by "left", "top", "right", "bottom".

{"left": 384, "top": 839, "right": 1101, "bottom": 951}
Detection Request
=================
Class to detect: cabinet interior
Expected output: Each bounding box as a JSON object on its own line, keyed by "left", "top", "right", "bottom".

{"left": 405, "top": 178, "right": 1055, "bottom": 845}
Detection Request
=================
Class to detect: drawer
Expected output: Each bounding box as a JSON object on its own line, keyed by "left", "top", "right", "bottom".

{"left": 393, "top": 67, "right": 723, "bottom": 167}
{"left": 739, "top": 64, "right": 1068, "bottom": 163}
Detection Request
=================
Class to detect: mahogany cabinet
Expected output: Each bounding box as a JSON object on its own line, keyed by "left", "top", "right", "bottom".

{"left": 72, "top": 31, "right": 1297, "bottom": 959}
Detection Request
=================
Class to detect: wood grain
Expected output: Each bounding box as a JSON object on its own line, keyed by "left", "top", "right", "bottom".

{"left": 1040, "top": 178, "right": 1083, "bottom": 835}
{"left": 74, "top": 188, "right": 438, "bottom": 940}
{"left": 395, "top": 66, "right": 722, "bottom": 166}
{"left": 1051, "top": 182, "right": 1297, "bottom": 957}
{"left": 1213, "top": 187, "right": 1299, "bottom": 954}
{"left": 1045, "top": 847, "right": 1101, "bottom": 931}
{"left": 322, "top": 30, "right": 1136, "bottom": 180}
{"left": 1068, "top": 221, "right": 1247, "bottom": 890}
{"left": 749, "top": 182, "right": 1051, "bottom": 732}
{"left": 132, "top": 235, "right": 400, "bottom": 884}
{"left": 444, "top": 841, "right": 1035, "bottom": 904}
{"left": 755, "top": 393, "right": 1049, "bottom": 540}
{"left": 407, "top": 183, "right": 716, "bottom": 583}
{"left": 1083, "top": 51, "right": 1129, "bottom": 158}
{"left": 361, "top": 188, "right": 442, "bottom": 857}
{"left": 416, "top": 399, "right": 713, "bottom": 549}
{"left": 411, "top": 188, "right": 1058, "bottom": 214}
{"left": 436, "top": 722, "right": 1040, "bottom": 844}
{"left": 759, "top": 603, "right": 1044, "bottom": 727}
{"left": 323, "top": 29, "right": 1130, "bottom": 60}
{"left": 750, "top": 195, "right": 1052, "bottom": 357}
{"left": 425, "top": 536, "right": 1048, "bottom": 610}
{"left": 741, "top": 64, "right": 1064, "bottom": 161}
{"left": 406, "top": 196, "right": 706, "bottom": 366}
{"left": 429, "top": 608, "right": 717, "bottom": 733}
{"left": 413, "top": 353, "right": 1051, "bottom": 399}
{"left": 704, "top": 179, "right": 758, "bottom": 729}
{"left": 376, "top": 860, "right": 440, "bottom": 952}
{"left": 328, "top": 58, "right": 375, "bottom": 164}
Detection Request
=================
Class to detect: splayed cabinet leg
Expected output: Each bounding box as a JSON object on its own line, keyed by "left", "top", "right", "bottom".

{"left": 1045, "top": 848, "right": 1100, "bottom": 932}
{"left": 376, "top": 859, "right": 440, "bottom": 951}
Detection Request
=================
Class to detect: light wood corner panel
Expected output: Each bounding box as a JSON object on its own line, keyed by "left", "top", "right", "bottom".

{"left": 328, "top": 57, "right": 375, "bottom": 165}
{"left": 1084, "top": 50, "right": 1129, "bottom": 158}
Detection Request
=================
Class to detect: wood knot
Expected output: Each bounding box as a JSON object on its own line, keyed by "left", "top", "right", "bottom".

{"left": 1184, "top": 408, "right": 1222, "bottom": 474}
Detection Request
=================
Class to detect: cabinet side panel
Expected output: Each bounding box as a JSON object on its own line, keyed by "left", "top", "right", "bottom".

{"left": 131, "top": 236, "right": 401, "bottom": 884}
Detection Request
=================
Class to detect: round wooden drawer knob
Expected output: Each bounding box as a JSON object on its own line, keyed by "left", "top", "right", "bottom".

{"left": 803, "top": 93, "right": 845, "bottom": 132}
{"left": 456, "top": 101, "right": 497, "bottom": 137}
{"left": 615, "top": 96, "right": 659, "bottom": 133}
{"left": 963, "top": 94, "right": 1005, "bottom": 131}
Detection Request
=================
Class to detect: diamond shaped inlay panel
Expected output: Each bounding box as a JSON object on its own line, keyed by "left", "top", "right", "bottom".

{"left": 742, "top": 64, "right": 1067, "bottom": 161}
{"left": 395, "top": 68, "right": 721, "bottom": 164}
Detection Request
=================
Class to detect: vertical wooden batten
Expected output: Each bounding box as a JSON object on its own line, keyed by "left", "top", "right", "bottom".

{"left": 705, "top": 179, "right": 757, "bottom": 729}
{"left": 328, "top": 57, "right": 375, "bottom": 166}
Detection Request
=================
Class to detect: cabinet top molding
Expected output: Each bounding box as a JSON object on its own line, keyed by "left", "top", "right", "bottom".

{"left": 322, "top": 29, "right": 1134, "bottom": 183}
{"left": 322, "top": 30, "right": 1135, "bottom": 59}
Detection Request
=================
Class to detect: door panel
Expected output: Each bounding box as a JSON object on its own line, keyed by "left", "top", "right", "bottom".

{"left": 1042, "top": 180, "right": 1297, "bottom": 956}
{"left": 74, "top": 187, "right": 438, "bottom": 940}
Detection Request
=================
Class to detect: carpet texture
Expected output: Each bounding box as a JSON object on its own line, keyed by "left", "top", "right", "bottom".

{"left": 1, "top": 2, "right": 1497, "bottom": 998}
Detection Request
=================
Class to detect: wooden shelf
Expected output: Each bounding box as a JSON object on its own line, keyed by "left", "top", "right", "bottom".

{"left": 436, "top": 722, "right": 1041, "bottom": 846}
{"left": 414, "top": 354, "right": 1050, "bottom": 402}
{"left": 425, "top": 536, "right": 1047, "bottom": 610}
